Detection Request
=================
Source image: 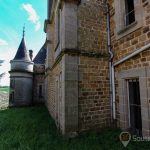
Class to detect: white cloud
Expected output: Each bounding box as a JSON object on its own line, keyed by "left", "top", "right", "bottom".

{"left": 22, "top": 3, "right": 39, "bottom": 23}
{"left": 22, "top": 3, "right": 41, "bottom": 31}
{"left": 0, "top": 60, "right": 10, "bottom": 86}
{"left": 0, "top": 39, "right": 8, "bottom": 46}
{"left": 35, "top": 21, "right": 41, "bottom": 31}
{"left": 0, "top": 47, "right": 16, "bottom": 86}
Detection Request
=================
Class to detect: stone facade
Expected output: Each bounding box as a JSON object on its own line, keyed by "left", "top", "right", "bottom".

{"left": 45, "top": 0, "right": 111, "bottom": 136}
{"left": 9, "top": 0, "right": 150, "bottom": 137}
{"left": 44, "top": 0, "right": 150, "bottom": 137}
{"left": 78, "top": 56, "right": 110, "bottom": 131}
{"left": 78, "top": 0, "right": 110, "bottom": 131}
{"left": 109, "top": 0, "right": 150, "bottom": 136}
{"left": 9, "top": 32, "right": 46, "bottom": 107}
{"left": 33, "top": 44, "right": 47, "bottom": 104}
{"left": 9, "top": 36, "right": 34, "bottom": 107}
{"left": 33, "top": 64, "right": 45, "bottom": 103}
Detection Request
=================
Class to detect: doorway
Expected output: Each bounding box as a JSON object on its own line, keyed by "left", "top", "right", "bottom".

{"left": 128, "top": 78, "right": 142, "bottom": 136}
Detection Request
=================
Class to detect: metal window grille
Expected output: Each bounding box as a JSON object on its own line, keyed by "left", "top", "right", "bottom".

{"left": 128, "top": 79, "right": 142, "bottom": 137}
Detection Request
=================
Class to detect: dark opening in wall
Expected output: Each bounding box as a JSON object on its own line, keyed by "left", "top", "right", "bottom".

{"left": 125, "top": 0, "right": 135, "bottom": 26}
{"left": 128, "top": 79, "right": 142, "bottom": 137}
{"left": 39, "top": 85, "right": 43, "bottom": 98}
{"left": 9, "top": 79, "right": 15, "bottom": 103}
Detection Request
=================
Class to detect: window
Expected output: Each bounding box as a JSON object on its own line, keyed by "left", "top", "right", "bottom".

{"left": 125, "top": 0, "right": 135, "bottom": 26}
{"left": 128, "top": 79, "right": 142, "bottom": 136}
{"left": 59, "top": 72, "right": 62, "bottom": 99}
{"left": 55, "top": 8, "right": 61, "bottom": 51}
{"left": 10, "top": 79, "right": 15, "bottom": 89}
{"left": 57, "top": 9, "right": 60, "bottom": 43}
{"left": 9, "top": 79, "right": 15, "bottom": 103}
{"left": 114, "top": 0, "right": 144, "bottom": 39}
{"left": 39, "top": 85, "right": 43, "bottom": 98}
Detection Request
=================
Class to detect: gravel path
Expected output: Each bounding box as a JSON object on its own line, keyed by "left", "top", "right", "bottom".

{"left": 0, "top": 92, "right": 9, "bottom": 108}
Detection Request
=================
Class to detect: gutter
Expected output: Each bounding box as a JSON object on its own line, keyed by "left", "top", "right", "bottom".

{"left": 106, "top": 1, "right": 150, "bottom": 121}
{"left": 114, "top": 43, "right": 150, "bottom": 67}
{"left": 106, "top": 3, "right": 116, "bottom": 120}
{"left": 110, "top": 42, "right": 150, "bottom": 120}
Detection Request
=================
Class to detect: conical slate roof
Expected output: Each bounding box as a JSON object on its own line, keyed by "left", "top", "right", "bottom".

{"left": 13, "top": 37, "right": 30, "bottom": 61}
{"left": 33, "top": 43, "right": 47, "bottom": 64}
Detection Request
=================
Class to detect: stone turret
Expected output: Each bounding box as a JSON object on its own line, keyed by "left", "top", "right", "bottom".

{"left": 9, "top": 26, "right": 34, "bottom": 107}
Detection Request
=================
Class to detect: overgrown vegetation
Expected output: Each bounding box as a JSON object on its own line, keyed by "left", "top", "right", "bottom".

{"left": 0, "top": 106, "right": 150, "bottom": 150}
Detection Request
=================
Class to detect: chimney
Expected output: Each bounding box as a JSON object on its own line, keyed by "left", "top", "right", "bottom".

{"left": 29, "top": 50, "right": 33, "bottom": 61}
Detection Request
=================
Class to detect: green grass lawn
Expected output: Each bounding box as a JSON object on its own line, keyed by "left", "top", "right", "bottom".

{"left": 0, "top": 86, "right": 9, "bottom": 93}
{"left": 0, "top": 106, "right": 150, "bottom": 150}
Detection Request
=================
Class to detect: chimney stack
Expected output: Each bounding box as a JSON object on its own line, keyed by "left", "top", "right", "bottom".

{"left": 29, "top": 50, "right": 33, "bottom": 61}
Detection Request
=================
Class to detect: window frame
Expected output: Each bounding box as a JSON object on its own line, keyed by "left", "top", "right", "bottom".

{"left": 54, "top": 8, "right": 61, "bottom": 51}
{"left": 127, "top": 78, "right": 142, "bottom": 137}
{"left": 114, "top": 0, "right": 144, "bottom": 39}
{"left": 125, "top": 0, "right": 135, "bottom": 26}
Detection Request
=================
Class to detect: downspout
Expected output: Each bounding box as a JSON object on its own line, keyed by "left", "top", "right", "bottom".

{"left": 106, "top": 3, "right": 116, "bottom": 120}
{"left": 106, "top": 1, "right": 150, "bottom": 121}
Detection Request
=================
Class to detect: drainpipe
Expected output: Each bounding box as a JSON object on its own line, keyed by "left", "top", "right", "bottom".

{"left": 112, "top": 65, "right": 116, "bottom": 120}
{"left": 106, "top": 3, "right": 116, "bottom": 120}
{"left": 105, "top": 2, "right": 150, "bottom": 121}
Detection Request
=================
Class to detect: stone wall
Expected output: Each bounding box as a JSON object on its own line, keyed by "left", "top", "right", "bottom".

{"left": 109, "top": 0, "right": 150, "bottom": 136}
{"left": 9, "top": 72, "right": 33, "bottom": 106}
{"left": 45, "top": 60, "right": 63, "bottom": 125}
{"left": 33, "top": 64, "right": 45, "bottom": 103}
{"left": 78, "top": 56, "right": 111, "bottom": 131}
{"left": 45, "top": 0, "right": 112, "bottom": 135}
{"left": 78, "top": 0, "right": 107, "bottom": 54}
{"left": 109, "top": 0, "right": 150, "bottom": 63}
{"left": 77, "top": 0, "right": 111, "bottom": 131}
{"left": 45, "top": 0, "right": 79, "bottom": 136}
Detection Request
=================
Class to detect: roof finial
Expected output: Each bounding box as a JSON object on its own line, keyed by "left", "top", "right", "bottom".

{"left": 23, "top": 24, "right": 25, "bottom": 38}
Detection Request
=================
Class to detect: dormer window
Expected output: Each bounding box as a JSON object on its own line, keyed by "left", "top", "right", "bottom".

{"left": 125, "top": 0, "right": 135, "bottom": 26}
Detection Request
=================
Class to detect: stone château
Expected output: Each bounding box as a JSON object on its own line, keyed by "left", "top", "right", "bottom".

{"left": 10, "top": 0, "right": 150, "bottom": 137}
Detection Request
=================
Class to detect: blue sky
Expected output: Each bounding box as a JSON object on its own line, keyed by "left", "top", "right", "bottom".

{"left": 0, "top": 0, "right": 47, "bottom": 85}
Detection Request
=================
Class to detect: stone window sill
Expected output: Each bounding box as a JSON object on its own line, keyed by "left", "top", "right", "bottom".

{"left": 115, "top": 20, "right": 142, "bottom": 40}
{"left": 117, "top": 21, "right": 137, "bottom": 35}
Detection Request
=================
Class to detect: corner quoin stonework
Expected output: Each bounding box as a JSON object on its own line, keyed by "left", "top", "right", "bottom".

{"left": 45, "top": 0, "right": 112, "bottom": 136}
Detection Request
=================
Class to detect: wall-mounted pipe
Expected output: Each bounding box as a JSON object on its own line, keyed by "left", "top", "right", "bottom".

{"left": 111, "top": 65, "right": 116, "bottom": 119}
{"left": 106, "top": 1, "right": 150, "bottom": 122}
{"left": 106, "top": 3, "right": 116, "bottom": 120}
{"left": 114, "top": 43, "right": 150, "bottom": 67}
